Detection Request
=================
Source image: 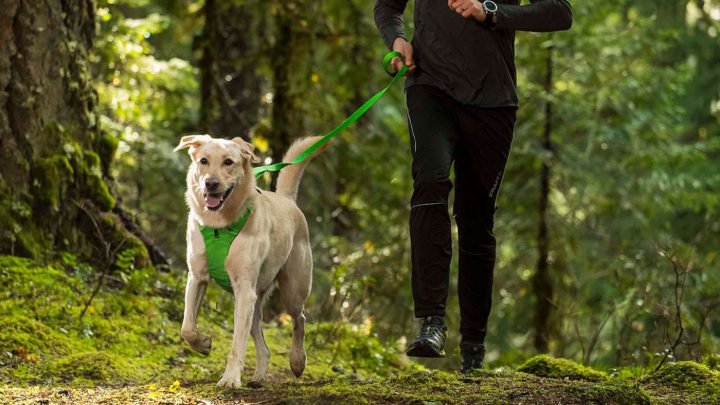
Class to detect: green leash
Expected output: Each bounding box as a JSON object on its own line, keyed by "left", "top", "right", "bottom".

{"left": 252, "top": 51, "right": 408, "bottom": 178}
{"left": 203, "top": 52, "right": 407, "bottom": 292}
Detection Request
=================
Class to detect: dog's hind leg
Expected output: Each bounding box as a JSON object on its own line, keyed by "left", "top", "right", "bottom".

{"left": 278, "top": 241, "right": 312, "bottom": 378}
{"left": 249, "top": 291, "right": 270, "bottom": 386}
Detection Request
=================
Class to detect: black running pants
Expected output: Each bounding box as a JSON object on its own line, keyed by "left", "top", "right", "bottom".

{"left": 406, "top": 84, "right": 516, "bottom": 343}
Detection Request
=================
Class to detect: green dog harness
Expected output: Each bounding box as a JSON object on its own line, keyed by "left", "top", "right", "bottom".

{"left": 200, "top": 206, "right": 253, "bottom": 293}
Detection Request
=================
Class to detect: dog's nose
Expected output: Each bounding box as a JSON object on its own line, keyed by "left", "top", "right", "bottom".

{"left": 205, "top": 178, "right": 220, "bottom": 191}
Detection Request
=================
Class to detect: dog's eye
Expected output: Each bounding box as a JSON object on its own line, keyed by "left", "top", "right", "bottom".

{"left": 223, "top": 159, "right": 233, "bottom": 166}
{"left": 199, "top": 157, "right": 208, "bottom": 165}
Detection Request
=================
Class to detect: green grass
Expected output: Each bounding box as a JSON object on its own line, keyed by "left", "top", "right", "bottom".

{"left": 1, "top": 255, "right": 718, "bottom": 404}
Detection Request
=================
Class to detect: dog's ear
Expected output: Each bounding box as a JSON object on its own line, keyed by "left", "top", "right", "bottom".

{"left": 174, "top": 134, "right": 211, "bottom": 152}
{"left": 232, "top": 137, "right": 261, "bottom": 163}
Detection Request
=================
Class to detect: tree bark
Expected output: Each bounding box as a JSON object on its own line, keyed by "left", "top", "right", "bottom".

{"left": 533, "top": 41, "right": 555, "bottom": 353}
{"left": 0, "top": 0, "right": 149, "bottom": 267}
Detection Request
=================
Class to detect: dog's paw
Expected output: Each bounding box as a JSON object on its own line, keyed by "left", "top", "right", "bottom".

{"left": 189, "top": 334, "right": 212, "bottom": 356}
{"left": 290, "top": 349, "right": 307, "bottom": 378}
{"left": 247, "top": 379, "right": 263, "bottom": 389}
{"left": 216, "top": 375, "right": 242, "bottom": 389}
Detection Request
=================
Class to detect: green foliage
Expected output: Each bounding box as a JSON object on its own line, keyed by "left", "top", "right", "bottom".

{"left": 92, "top": 0, "right": 200, "bottom": 260}
{"left": 518, "top": 355, "right": 608, "bottom": 382}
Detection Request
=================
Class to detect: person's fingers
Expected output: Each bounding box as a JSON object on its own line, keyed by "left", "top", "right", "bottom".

{"left": 453, "top": 1, "right": 469, "bottom": 15}
{"left": 453, "top": 0, "right": 468, "bottom": 11}
{"left": 405, "top": 46, "right": 414, "bottom": 67}
{"left": 462, "top": 7, "right": 474, "bottom": 18}
{"left": 391, "top": 56, "right": 403, "bottom": 73}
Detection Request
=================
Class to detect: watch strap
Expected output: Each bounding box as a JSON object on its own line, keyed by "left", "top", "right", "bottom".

{"left": 483, "top": 1, "right": 497, "bottom": 28}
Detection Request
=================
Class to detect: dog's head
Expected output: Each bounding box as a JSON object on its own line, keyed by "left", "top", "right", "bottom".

{"left": 174, "top": 134, "right": 260, "bottom": 212}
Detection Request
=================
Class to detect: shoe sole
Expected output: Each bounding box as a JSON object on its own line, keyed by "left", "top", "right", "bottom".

{"left": 406, "top": 340, "right": 446, "bottom": 358}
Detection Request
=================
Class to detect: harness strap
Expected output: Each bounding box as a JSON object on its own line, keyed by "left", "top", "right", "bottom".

{"left": 199, "top": 206, "right": 253, "bottom": 293}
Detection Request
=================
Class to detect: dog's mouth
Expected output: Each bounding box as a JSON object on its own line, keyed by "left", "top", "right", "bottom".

{"left": 204, "top": 185, "right": 234, "bottom": 211}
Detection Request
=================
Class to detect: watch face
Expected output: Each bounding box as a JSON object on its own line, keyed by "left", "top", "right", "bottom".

{"left": 483, "top": 0, "right": 498, "bottom": 12}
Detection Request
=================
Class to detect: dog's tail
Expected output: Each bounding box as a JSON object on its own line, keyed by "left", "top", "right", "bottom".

{"left": 276, "top": 136, "right": 329, "bottom": 200}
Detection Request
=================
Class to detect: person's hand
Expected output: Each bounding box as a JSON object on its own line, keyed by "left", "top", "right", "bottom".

{"left": 448, "top": 0, "right": 487, "bottom": 22}
{"left": 391, "top": 37, "right": 416, "bottom": 76}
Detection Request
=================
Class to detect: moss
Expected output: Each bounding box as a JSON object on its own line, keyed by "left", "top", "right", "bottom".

{"left": 80, "top": 151, "right": 115, "bottom": 211}
{"left": 517, "top": 355, "right": 607, "bottom": 382}
{"left": 2, "top": 255, "right": 715, "bottom": 404}
{"left": 0, "top": 316, "right": 76, "bottom": 358}
{"left": 564, "top": 379, "right": 651, "bottom": 404}
{"left": 642, "top": 362, "right": 720, "bottom": 404}
{"left": 62, "top": 149, "right": 115, "bottom": 211}
{"left": 0, "top": 204, "right": 46, "bottom": 260}
{"left": 97, "top": 213, "right": 151, "bottom": 270}
{"left": 646, "top": 361, "right": 719, "bottom": 388}
{"left": 33, "top": 155, "right": 74, "bottom": 210}
{"left": 96, "top": 132, "right": 119, "bottom": 175}
{"left": 46, "top": 352, "right": 136, "bottom": 385}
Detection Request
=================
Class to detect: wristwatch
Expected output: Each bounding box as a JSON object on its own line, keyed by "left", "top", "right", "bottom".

{"left": 482, "top": 0, "right": 498, "bottom": 28}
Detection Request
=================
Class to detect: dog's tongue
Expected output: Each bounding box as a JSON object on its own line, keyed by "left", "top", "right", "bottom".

{"left": 205, "top": 195, "right": 222, "bottom": 209}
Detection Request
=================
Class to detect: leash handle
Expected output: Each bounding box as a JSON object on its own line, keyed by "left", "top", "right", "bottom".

{"left": 252, "top": 52, "right": 408, "bottom": 179}
{"left": 383, "top": 51, "right": 407, "bottom": 76}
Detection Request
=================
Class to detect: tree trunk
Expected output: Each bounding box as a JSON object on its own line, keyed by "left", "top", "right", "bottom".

{"left": 268, "top": 1, "right": 311, "bottom": 189}
{"left": 0, "top": 0, "right": 149, "bottom": 267}
{"left": 533, "top": 41, "right": 555, "bottom": 353}
{"left": 198, "top": 0, "right": 262, "bottom": 140}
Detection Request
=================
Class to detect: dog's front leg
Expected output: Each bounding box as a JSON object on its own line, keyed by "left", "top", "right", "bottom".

{"left": 181, "top": 269, "right": 211, "bottom": 354}
{"left": 217, "top": 263, "right": 258, "bottom": 389}
{"left": 181, "top": 219, "right": 212, "bottom": 355}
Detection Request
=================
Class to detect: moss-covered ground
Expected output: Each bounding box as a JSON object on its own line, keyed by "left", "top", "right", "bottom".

{"left": 1, "top": 255, "right": 718, "bottom": 404}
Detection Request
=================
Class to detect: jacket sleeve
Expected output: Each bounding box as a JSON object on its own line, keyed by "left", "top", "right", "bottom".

{"left": 374, "top": 0, "right": 410, "bottom": 49}
{"left": 494, "top": 0, "right": 573, "bottom": 32}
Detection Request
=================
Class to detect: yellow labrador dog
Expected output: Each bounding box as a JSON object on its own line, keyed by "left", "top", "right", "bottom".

{"left": 174, "top": 134, "right": 326, "bottom": 388}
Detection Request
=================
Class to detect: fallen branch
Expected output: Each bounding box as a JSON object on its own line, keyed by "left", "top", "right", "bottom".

{"left": 113, "top": 202, "right": 170, "bottom": 267}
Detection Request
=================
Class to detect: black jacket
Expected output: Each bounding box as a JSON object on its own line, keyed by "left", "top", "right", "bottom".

{"left": 374, "top": 0, "right": 573, "bottom": 107}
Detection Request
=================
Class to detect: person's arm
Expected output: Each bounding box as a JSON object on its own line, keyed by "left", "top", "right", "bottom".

{"left": 374, "top": 0, "right": 410, "bottom": 50}
{"left": 374, "top": 0, "right": 415, "bottom": 75}
{"left": 494, "top": 0, "right": 573, "bottom": 32}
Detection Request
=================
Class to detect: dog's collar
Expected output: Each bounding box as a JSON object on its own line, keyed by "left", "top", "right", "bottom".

{"left": 199, "top": 205, "right": 253, "bottom": 293}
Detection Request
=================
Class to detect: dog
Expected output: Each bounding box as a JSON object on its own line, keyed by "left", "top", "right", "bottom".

{"left": 174, "top": 134, "right": 327, "bottom": 388}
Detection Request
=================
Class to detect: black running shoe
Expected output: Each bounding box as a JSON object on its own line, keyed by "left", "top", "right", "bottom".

{"left": 406, "top": 316, "right": 447, "bottom": 358}
{"left": 460, "top": 341, "right": 485, "bottom": 373}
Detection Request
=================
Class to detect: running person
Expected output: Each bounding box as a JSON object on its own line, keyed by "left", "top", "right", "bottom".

{"left": 374, "top": 0, "right": 572, "bottom": 372}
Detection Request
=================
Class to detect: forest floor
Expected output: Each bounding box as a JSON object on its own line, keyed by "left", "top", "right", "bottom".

{"left": 1, "top": 255, "right": 719, "bottom": 404}
{"left": 3, "top": 363, "right": 720, "bottom": 404}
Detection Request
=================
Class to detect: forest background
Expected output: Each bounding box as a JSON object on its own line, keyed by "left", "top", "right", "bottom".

{"left": 0, "top": 0, "right": 719, "bottom": 395}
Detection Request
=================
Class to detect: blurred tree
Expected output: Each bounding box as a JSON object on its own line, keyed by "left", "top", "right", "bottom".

{"left": 197, "top": 0, "right": 263, "bottom": 138}
{"left": 533, "top": 40, "right": 556, "bottom": 354}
